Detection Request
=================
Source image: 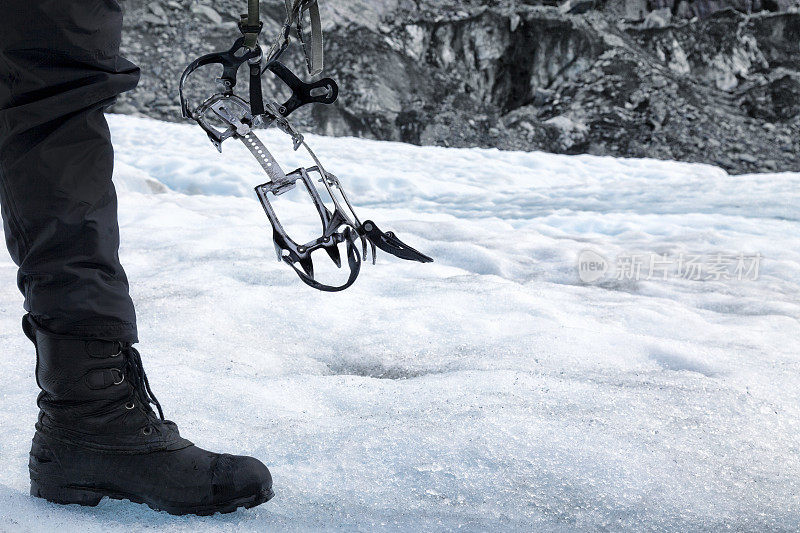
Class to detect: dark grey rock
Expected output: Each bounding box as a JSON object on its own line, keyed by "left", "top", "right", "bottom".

{"left": 190, "top": 4, "right": 224, "bottom": 25}
{"left": 116, "top": 0, "right": 800, "bottom": 174}
{"left": 560, "top": 0, "right": 598, "bottom": 14}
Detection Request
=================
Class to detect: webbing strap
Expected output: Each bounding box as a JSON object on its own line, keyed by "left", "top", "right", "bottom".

{"left": 240, "top": 0, "right": 262, "bottom": 49}
{"left": 284, "top": 0, "right": 297, "bottom": 21}
{"left": 249, "top": 62, "right": 265, "bottom": 116}
{"left": 305, "top": 1, "right": 324, "bottom": 75}
{"left": 285, "top": 0, "right": 324, "bottom": 76}
{"left": 240, "top": 1, "right": 323, "bottom": 73}
{"left": 246, "top": 0, "right": 259, "bottom": 26}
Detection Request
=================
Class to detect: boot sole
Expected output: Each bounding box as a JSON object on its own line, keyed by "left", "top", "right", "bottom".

{"left": 31, "top": 478, "right": 275, "bottom": 516}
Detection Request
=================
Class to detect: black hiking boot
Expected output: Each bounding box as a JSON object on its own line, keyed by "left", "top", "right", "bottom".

{"left": 23, "top": 315, "right": 274, "bottom": 515}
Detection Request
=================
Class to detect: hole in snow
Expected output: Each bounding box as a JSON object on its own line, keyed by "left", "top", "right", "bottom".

{"left": 325, "top": 361, "right": 448, "bottom": 380}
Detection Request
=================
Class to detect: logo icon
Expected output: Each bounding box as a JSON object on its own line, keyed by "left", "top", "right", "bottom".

{"left": 578, "top": 249, "right": 608, "bottom": 283}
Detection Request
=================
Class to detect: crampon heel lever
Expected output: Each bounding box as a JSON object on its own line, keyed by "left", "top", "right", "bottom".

{"left": 358, "top": 221, "right": 433, "bottom": 265}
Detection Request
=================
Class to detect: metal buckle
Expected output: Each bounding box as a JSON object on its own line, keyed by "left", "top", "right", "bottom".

{"left": 195, "top": 94, "right": 253, "bottom": 151}
{"left": 110, "top": 341, "right": 123, "bottom": 358}
{"left": 112, "top": 369, "right": 125, "bottom": 386}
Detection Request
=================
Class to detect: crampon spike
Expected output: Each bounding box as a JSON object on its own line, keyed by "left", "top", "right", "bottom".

{"left": 324, "top": 243, "right": 342, "bottom": 268}
{"left": 297, "top": 255, "right": 314, "bottom": 278}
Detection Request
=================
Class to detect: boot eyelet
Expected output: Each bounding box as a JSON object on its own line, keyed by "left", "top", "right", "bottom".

{"left": 110, "top": 341, "right": 123, "bottom": 357}
{"left": 142, "top": 427, "right": 152, "bottom": 436}
{"left": 125, "top": 401, "right": 135, "bottom": 410}
{"left": 112, "top": 369, "right": 125, "bottom": 385}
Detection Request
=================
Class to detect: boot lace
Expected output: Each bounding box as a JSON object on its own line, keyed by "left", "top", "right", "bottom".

{"left": 124, "top": 346, "right": 165, "bottom": 421}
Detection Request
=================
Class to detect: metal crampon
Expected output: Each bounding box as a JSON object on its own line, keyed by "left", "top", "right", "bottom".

{"left": 178, "top": 0, "right": 431, "bottom": 291}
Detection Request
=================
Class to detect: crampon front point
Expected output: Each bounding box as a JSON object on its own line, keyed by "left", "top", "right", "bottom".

{"left": 179, "top": 0, "right": 432, "bottom": 292}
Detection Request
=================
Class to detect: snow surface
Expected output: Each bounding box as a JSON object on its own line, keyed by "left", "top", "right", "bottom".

{"left": 0, "top": 114, "right": 799, "bottom": 532}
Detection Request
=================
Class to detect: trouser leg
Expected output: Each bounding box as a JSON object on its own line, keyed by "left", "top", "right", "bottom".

{"left": 0, "top": 0, "right": 140, "bottom": 342}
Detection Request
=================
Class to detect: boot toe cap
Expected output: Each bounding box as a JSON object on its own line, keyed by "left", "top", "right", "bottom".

{"left": 211, "top": 453, "right": 272, "bottom": 502}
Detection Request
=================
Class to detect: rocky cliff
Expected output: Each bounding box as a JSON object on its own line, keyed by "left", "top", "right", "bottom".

{"left": 115, "top": 0, "right": 800, "bottom": 173}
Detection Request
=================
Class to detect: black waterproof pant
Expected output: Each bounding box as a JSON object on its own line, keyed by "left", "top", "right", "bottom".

{"left": 0, "top": 1, "right": 139, "bottom": 342}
